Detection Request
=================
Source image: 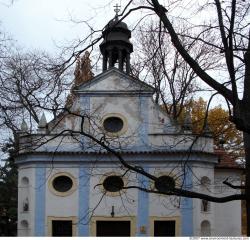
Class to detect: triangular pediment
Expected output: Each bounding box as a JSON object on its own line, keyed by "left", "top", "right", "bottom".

{"left": 74, "top": 68, "right": 155, "bottom": 94}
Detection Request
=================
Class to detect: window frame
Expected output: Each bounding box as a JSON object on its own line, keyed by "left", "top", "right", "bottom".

{"left": 101, "top": 113, "right": 128, "bottom": 137}
{"left": 99, "top": 172, "right": 128, "bottom": 197}
{"left": 48, "top": 172, "right": 77, "bottom": 197}
{"left": 47, "top": 216, "right": 77, "bottom": 236}
{"left": 149, "top": 216, "right": 180, "bottom": 236}
{"left": 90, "top": 216, "right": 136, "bottom": 236}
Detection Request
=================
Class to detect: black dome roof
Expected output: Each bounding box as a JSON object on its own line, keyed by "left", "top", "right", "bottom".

{"left": 100, "top": 16, "right": 132, "bottom": 50}
{"left": 104, "top": 18, "right": 128, "bottom": 31}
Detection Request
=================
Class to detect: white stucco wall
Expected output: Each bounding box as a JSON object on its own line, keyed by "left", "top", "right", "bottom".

{"left": 18, "top": 165, "right": 36, "bottom": 236}
{"left": 192, "top": 163, "right": 215, "bottom": 236}
{"left": 89, "top": 166, "right": 138, "bottom": 217}
{"left": 148, "top": 166, "right": 181, "bottom": 217}
{"left": 16, "top": 70, "right": 242, "bottom": 237}
{"left": 45, "top": 167, "right": 79, "bottom": 235}
{"left": 214, "top": 170, "right": 242, "bottom": 236}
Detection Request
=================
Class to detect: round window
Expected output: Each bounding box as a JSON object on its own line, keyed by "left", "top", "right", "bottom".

{"left": 154, "top": 175, "right": 176, "bottom": 193}
{"left": 103, "top": 117, "right": 124, "bottom": 133}
{"left": 103, "top": 175, "right": 124, "bottom": 192}
{"left": 52, "top": 175, "right": 73, "bottom": 193}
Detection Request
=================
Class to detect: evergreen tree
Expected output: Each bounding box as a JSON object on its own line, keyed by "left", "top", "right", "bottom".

{"left": 0, "top": 139, "right": 18, "bottom": 236}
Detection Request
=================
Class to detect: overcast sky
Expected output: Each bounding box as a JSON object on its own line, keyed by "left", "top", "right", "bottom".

{"left": 0, "top": 0, "right": 127, "bottom": 53}
{"left": 0, "top": 0, "right": 229, "bottom": 106}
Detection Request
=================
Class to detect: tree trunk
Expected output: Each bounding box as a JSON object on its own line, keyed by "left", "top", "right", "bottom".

{"left": 244, "top": 132, "right": 250, "bottom": 236}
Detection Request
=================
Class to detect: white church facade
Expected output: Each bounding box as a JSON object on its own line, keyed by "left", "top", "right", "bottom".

{"left": 15, "top": 15, "right": 242, "bottom": 237}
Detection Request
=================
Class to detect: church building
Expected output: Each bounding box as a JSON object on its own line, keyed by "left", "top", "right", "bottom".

{"left": 15, "top": 13, "right": 243, "bottom": 237}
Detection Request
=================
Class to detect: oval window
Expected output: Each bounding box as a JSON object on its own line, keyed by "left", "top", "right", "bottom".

{"left": 103, "top": 117, "right": 124, "bottom": 133}
{"left": 52, "top": 175, "right": 73, "bottom": 193}
{"left": 154, "top": 175, "right": 176, "bottom": 192}
{"left": 103, "top": 175, "right": 124, "bottom": 192}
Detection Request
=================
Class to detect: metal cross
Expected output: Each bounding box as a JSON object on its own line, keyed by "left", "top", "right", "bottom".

{"left": 113, "top": 3, "right": 121, "bottom": 16}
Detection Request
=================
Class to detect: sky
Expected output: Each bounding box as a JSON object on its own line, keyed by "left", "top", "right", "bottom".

{"left": 0, "top": 0, "right": 126, "bottom": 53}
{"left": 0, "top": 0, "right": 230, "bottom": 106}
{"left": 0, "top": 0, "right": 127, "bottom": 163}
{"left": 0, "top": 0, "right": 236, "bottom": 164}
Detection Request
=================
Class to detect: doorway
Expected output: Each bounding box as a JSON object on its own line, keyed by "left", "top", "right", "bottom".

{"left": 154, "top": 220, "right": 176, "bottom": 236}
{"left": 96, "top": 220, "right": 131, "bottom": 236}
{"left": 51, "top": 220, "right": 72, "bottom": 236}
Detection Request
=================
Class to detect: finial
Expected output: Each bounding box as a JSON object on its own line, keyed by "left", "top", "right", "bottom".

{"left": 38, "top": 112, "right": 47, "bottom": 128}
{"left": 113, "top": 3, "right": 121, "bottom": 17}
{"left": 21, "top": 119, "right": 28, "bottom": 132}
{"left": 182, "top": 110, "right": 192, "bottom": 132}
{"left": 203, "top": 121, "right": 212, "bottom": 137}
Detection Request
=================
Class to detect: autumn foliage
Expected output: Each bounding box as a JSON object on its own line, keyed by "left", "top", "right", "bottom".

{"left": 178, "top": 98, "right": 243, "bottom": 158}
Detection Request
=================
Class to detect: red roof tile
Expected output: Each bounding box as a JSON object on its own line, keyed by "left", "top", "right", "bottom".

{"left": 215, "top": 148, "right": 243, "bottom": 169}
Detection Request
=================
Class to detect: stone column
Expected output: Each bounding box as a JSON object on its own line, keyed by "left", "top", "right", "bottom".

{"left": 108, "top": 50, "right": 113, "bottom": 68}
{"left": 126, "top": 52, "right": 130, "bottom": 74}
{"left": 102, "top": 52, "right": 107, "bottom": 71}
{"left": 118, "top": 49, "right": 123, "bottom": 71}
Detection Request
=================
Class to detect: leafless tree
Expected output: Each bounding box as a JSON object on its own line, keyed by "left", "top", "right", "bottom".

{"left": 118, "top": 0, "right": 250, "bottom": 234}
{"left": 6, "top": 0, "right": 250, "bottom": 235}
{"left": 0, "top": 51, "right": 71, "bottom": 152}
{"left": 132, "top": 20, "right": 222, "bottom": 120}
{"left": 48, "top": 0, "right": 250, "bottom": 234}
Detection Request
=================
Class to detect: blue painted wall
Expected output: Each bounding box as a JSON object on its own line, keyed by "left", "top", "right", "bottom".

{"left": 35, "top": 167, "right": 46, "bottom": 236}
{"left": 80, "top": 96, "right": 90, "bottom": 150}
{"left": 138, "top": 96, "right": 149, "bottom": 148}
{"left": 137, "top": 167, "right": 149, "bottom": 236}
{"left": 181, "top": 166, "right": 193, "bottom": 236}
{"left": 78, "top": 167, "right": 90, "bottom": 236}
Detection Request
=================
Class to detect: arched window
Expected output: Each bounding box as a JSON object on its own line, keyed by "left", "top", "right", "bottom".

{"left": 201, "top": 220, "right": 211, "bottom": 236}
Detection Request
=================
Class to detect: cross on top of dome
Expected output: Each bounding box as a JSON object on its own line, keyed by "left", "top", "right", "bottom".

{"left": 113, "top": 3, "right": 121, "bottom": 16}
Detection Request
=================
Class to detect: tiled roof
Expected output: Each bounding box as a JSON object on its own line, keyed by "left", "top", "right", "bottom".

{"left": 215, "top": 148, "right": 243, "bottom": 169}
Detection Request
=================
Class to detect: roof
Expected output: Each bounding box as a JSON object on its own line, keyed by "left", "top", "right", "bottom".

{"left": 74, "top": 67, "right": 155, "bottom": 93}
{"left": 215, "top": 148, "right": 244, "bottom": 170}
{"left": 17, "top": 149, "right": 217, "bottom": 156}
{"left": 15, "top": 149, "right": 218, "bottom": 165}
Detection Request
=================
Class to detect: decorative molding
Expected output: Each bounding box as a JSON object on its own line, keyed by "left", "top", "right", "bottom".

{"left": 16, "top": 151, "right": 218, "bottom": 166}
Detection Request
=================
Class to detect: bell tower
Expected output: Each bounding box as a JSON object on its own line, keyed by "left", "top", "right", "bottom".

{"left": 100, "top": 5, "right": 133, "bottom": 74}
